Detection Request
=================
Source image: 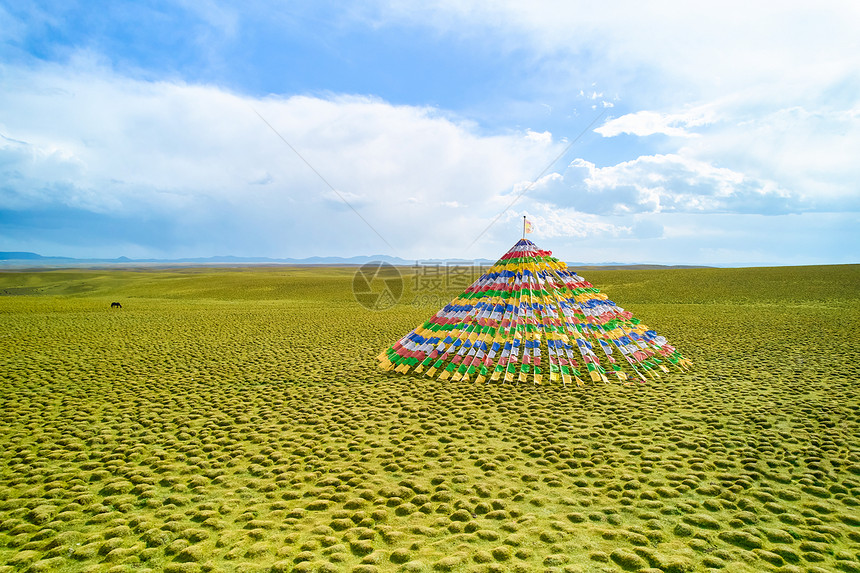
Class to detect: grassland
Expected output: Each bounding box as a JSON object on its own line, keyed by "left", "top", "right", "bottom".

{"left": 0, "top": 264, "right": 858, "bottom": 573}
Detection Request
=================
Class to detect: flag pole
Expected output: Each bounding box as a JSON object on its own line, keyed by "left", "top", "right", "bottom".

{"left": 523, "top": 215, "right": 526, "bottom": 239}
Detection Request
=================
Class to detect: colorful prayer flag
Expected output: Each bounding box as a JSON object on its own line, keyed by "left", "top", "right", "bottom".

{"left": 379, "top": 238, "right": 689, "bottom": 386}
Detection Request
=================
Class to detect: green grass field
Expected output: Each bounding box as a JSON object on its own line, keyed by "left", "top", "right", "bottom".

{"left": 0, "top": 264, "right": 858, "bottom": 573}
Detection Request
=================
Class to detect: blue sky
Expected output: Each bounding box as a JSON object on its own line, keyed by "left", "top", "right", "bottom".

{"left": 1, "top": 1, "right": 858, "bottom": 265}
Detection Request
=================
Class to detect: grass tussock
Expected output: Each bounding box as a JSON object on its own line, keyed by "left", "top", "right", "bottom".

{"left": 0, "top": 264, "right": 858, "bottom": 572}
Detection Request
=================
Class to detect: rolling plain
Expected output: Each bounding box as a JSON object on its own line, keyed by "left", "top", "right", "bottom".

{"left": 0, "top": 264, "right": 858, "bottom": 573}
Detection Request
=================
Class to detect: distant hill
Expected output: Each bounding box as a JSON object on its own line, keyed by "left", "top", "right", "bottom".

{"left": 0, "top": 252, "right": 412, "bottom": 266}
{"left": 0, "top": 252, "right": 74, "bottom": 261}
{"left": 0, "top": 251, "right": 712, "bottom": 269}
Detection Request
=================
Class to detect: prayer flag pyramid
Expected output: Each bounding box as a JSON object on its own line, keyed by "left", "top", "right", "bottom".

{"left": 379, "top": 238, "right": 691, "bottom": 385}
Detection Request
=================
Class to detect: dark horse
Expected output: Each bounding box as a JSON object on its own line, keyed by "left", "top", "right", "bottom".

{"left": 110, "top": 302, "right": 122, "bottom": 309}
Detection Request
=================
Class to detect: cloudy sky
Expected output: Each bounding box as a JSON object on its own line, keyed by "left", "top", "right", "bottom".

{"left": 2, "top": 1, "right": 858, "bottom": 265}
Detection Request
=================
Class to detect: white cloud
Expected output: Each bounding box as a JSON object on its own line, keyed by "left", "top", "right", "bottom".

{"left": 512, "top": 210, "right": 858, "bottom": 266}
{"left": 0, "top": 61, "right": 561, "bottom": 259}
{"left": 369, "top": 0, "right": 860, "bottom": 219}
{"left": 528, "top": 154, "right": 800, "bottom": 216}
{"left": 2, "top": 2, "right": 857, "bottom": 265}
{"left": 596, "top": 108, "right": 715, "bottom": 138}
{"left": 524, "top": 129, "right": 552, "bottom": 144}
{"left": 322, "top": 189, "right": 369, "bottom": 207}
{"left": 679, "top": 104, "right": 860, "bottom": 208}
{"left": 590, "top": 98, "right": 860, "bottom": 211}
{"left": 519, "top": 206, "right": 631, "bottom": 240}
{"left": 373, "top": 1, "right": 860, "bottom": 103}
